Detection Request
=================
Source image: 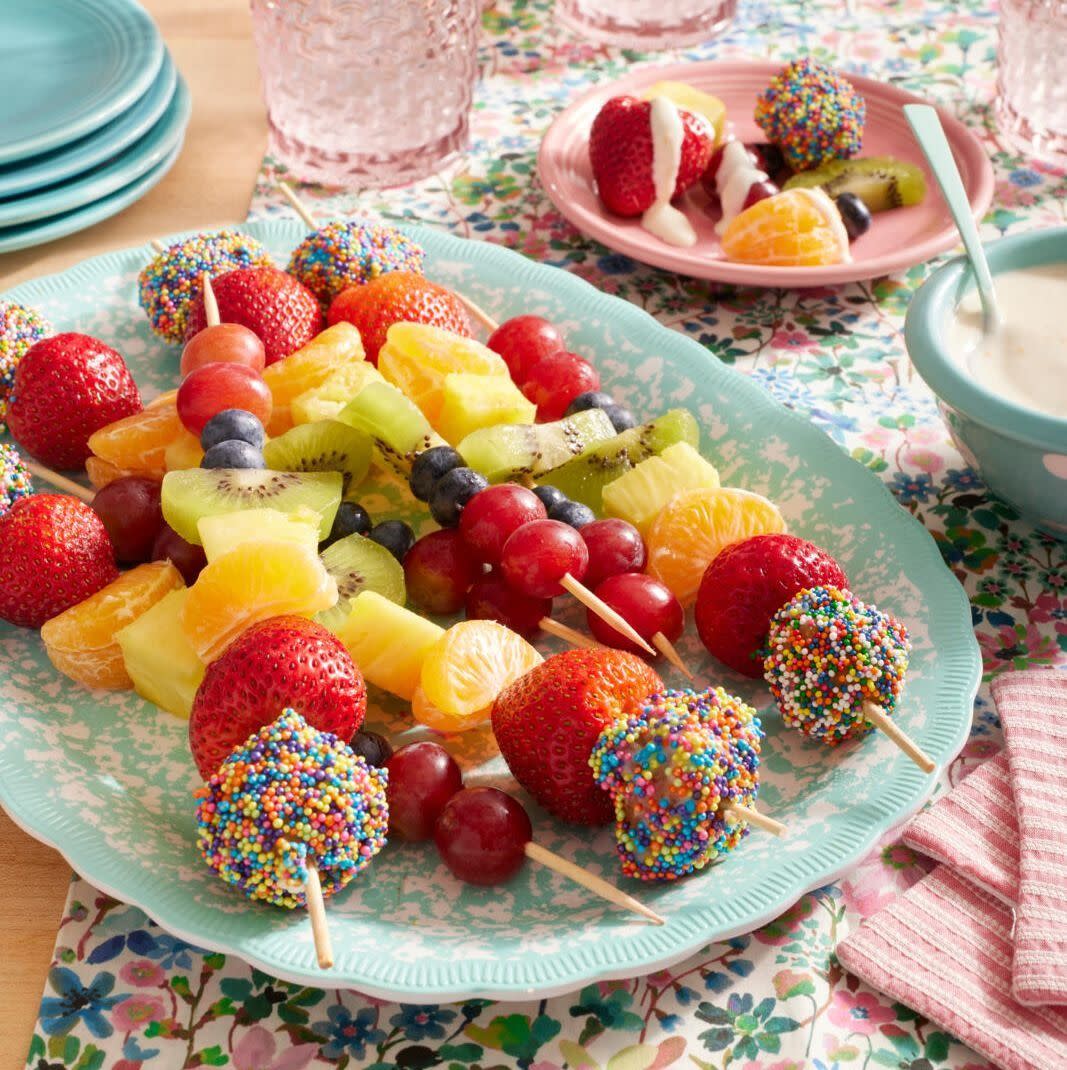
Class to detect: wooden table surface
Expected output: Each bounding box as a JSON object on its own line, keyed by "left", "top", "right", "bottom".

{"left": 0, "top": 1, "right": 265, "bottom": 1059}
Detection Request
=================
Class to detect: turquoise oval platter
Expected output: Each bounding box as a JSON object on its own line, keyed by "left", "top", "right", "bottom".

{"left": 0, "top": 77, "right": 190, "bottom": 228}
{"left": 0, "top": 219, "right": 980, "bottom": 1001}
{"left": 0, "top": 51, "right": 177, "bottom": 200}
{"left": 0, "top": 136, "right": 184, "bottom": 255}
{"left": 0, "top": 0, "right": 163, "bottom": 165}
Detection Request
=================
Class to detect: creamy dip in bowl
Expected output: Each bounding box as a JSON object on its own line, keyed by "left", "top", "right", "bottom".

{"left": 905, "top": 227, "right": 1067, "bottom": 538}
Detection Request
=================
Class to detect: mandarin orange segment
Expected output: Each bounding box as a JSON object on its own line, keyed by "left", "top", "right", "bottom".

{"left": 417, "top": 619, "right": 543, "bottom": 732}
{"left": 646, "top": 487, "right": 786, "bottom": 604}
{"left": 164, "top": 430, "right": 204, "bottom": 471}
{"left": 41, "top": 561, "right": 185, "bottom": 689}
{"left": 378, "top": 322, "right": 509, "bottom": 426}
{"left": 263, "top": 322, "right": 365, "bottom": 435}
{"left": 87, "top": 399, "right": 184, "bottom": 475}
{"left": 180, "top": 541, "right": 337, "bottom": 663}
{"left": 721, "top": 189, "right": 848, "bottom": 267}
{"left": 85, "top": 456, "right": 162, "bottom": 489}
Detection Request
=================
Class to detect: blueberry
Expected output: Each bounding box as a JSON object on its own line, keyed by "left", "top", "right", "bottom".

{"left": 349, "top": 729, "right": 393, "bottom": 768}
{"left": 835, "top": 192, "right": 872, "bottom": 241}
{"left": 200, "top": 409, "right": 265, "bottom": 451}
{"left": 429, "top": 467, "right": 488, "bottom": 527}
{"left": 325, "top": 500, "right": 371, "bottom": 545}
{"left": 565, "top": 390, "right": 614, "bottom": 417}
{"left": 549, "top": 499, "right": 595, "bottom": 529}
{"left": 601, "top": 404, "right": 637, "bottom": 432}
{"left": 532, "top": 484, "right": 567, "bottom": 512}
{"left": 201, "top": 440, "right": 264, "bottom": 469}
{"left": 409, "top": 445, "right": 464, "bottom": 502}
{"left": 368, "top": 520, "right": 416, "bottom": 562}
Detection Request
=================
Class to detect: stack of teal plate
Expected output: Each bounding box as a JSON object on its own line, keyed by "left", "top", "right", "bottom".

{"left": 0, "top": 0, "right": 189, "bottom": 255}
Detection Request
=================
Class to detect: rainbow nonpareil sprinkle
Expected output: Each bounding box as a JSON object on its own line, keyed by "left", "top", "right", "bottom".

{"left": 0, "top": 443, "right": 32, "bottom": 516}
{"left": 195, "top": 708, "right": 388, "bottom": 909}
{"left": 754, "top": 58, "right": 865, "bottom": 171}
{"left": 138, "top": 230, "right": 273, "bottom": 343}
{"left": 0, "top": 299, "right": 50, "bottom": 434}
{"left": 287, "top": 220, "right": 425, "bottom": 306}
{"left": 589, "top": 688, "right": 763, "bottom": 881}
{"left": 763, "top": 585, "right": 910, "bottom": 746}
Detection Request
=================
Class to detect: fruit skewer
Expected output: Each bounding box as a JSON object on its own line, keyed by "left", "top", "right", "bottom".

{"left": 20, "top": 458, "right": 93, "bottom": 503}
{"left": 275, "top": 182, "right": 499, "bottom": 334}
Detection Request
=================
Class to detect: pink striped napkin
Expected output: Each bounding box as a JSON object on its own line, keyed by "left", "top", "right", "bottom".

{"left": 837, "top": 669, "right": 1067, "bottom": 1070}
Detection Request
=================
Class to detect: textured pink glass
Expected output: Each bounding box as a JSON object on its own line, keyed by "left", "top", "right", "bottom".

{"left": 996, "top": 0, "right": 1067, "bottom": 164}
{"left": 249, "top": 0, "right": 480, "bottom": 188}
{"left": 554, "top": 0, "right": 737, "bottom": 49}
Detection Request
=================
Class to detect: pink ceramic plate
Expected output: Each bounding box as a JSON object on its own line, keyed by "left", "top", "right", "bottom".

{"left": 538, "top": 60, "right": 995, "bottom": 287}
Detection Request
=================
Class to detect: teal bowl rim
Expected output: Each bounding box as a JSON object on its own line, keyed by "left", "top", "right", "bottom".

{"left": 904, "top": 227, "right": 1067, "bottom": 449}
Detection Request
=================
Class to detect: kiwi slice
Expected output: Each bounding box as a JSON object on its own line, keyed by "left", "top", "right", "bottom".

{"left": 539, "top": 409, "right": 700, "bottom": 512}
{"left": 458, "top": 408, "right": 616, "bottom": 483}
{"left": 783, "top": 156, "right": 926, "bottom": 212}
{"left": 161, "top": 469, "right": 343, "bottom": 545}
{"left": 315, "top": 533, "right": 406, "bottom": 633}
{"left": 262, "top": 420, "right": 372, "bottom": 496}
{"left": 336, "top": 380, "right": 447, "bottom": 475}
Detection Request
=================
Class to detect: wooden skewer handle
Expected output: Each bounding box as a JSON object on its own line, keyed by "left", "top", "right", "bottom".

{"left": 539, "top": 616, "right": 600, "bottom": 650}
{"left": 304, "top": 863, "right": 334, "bottom": 969}
{"left": 23, "top": 461, "right": 93, "bottom": 503}
{"left": 457, "top": 293, "right": 499, "bottom": 334}
{"left": 651, "top": 632, "right": 695, "bottom": 681}
{"left": 277, "top": 180, "right": 319, "bottom": 229}
{"left": 723, "top": 803, "right": 787, "bottom": 837}
{"left": 203, "top": 275, "right": 221, "bottom": 328}
{"left": 524, "top": 841, "right": 664, "bottom": 925}
{"left": 149, "top": 238, "right": 165, "bottom": 254}
{"left": 862, "top": 700, "right": 936, "bottom": 774}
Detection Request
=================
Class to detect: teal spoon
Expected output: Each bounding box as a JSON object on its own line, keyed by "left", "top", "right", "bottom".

{"left": 905, "top": 103, "right": 999, "bottom": 332}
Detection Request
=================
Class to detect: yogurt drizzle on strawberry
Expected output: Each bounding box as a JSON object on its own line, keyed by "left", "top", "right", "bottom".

{"left": 714, "top": 141, "right": 770, "bottom": 236}
{"left": 641, "top": 97, "right": 698, "bottom": 248}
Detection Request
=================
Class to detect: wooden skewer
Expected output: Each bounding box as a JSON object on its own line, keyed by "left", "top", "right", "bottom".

{"left": 651, "top": 632, "right": 694, "bottom": 681}
{"left": 559, "top": 572, "right": 655, "bottom": 656}
{"left": 539, "top": 616, "right": 601, "bottom": 649}
{"left": 149, "top": 238, "right": 165, "bottom": 254}
{"left": 524, "top": 841, "right": 664, "bottom": 925}
{"left": 722, "top": 803, "right": 787, "bottom": 837}
{"left": 23, "top": 460, "right": 93, "bottom": 503}
{"left": 457, "top": 294, "right": 499, "bottom": 334}
{"left": 304, "top": 863, "right": 334, "bottom": 969}
{"left": 202, "top": 275, "right": 221, "bottom": 328}
{"left": 862, "top": 700, "right": 936, "bottom": 774}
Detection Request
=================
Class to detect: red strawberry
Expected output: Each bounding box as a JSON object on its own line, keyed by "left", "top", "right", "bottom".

{"left": 7, "top": 333, "right": 141, "bottom": 470}
{"left": 695, "top": 534, "right": 848, "bottom": 678}
{"left": 327, "top": 271, "right": 473, "bottom": 365}
{"left": 189, "top": 615, "right": 366, "bottom": 779}
{"left": 185, "top": 267, "right": 323, "bottom": 365}
{"left": 491, "top": 648, "right": 663, "bottom": 825}
{"left": 589, "top": 95, "right": 715, "bottom": 217}
{"left": 0, "top": 495, "right": 118, "bottom": 628}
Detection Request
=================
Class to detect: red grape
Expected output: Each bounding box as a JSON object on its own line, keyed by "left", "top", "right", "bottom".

{"left": 386, "top": 741, "right": 463, "bottom": 842}
{"left": 465, "top": 573, "right": 551, "bottom": 637}
{"left": 176, "top": 363, "right": 272, "bottom": 436}
{"left": 180, "top": 324, "right": 266, "bottom": 377}
{"left": 500, "top": 519, "right": 588, "bottom": 599}
{"left": 581, "top": 518, "right": 646, "bottom": 589}
{"left": 522, "top": 351, "right": 600, "bottom": 422}
{"left": 90, "top": 476, "right": 163, "bottom": 563}
{"left": 151, "top": 523, "right": 207, "bottom": 585}
{"left": 458, "top": 483, "right": 546, "bottom": 565}
{"left": 588, "top": 572, "right": 684, "bottom": 655}
{"left": 486, "top": 315, "right": 565, "bottom": 381}
{"left": 404, "top": 529, "right": 481, "bottom": 615}
{"left": 742, "top": 179, "right": 779, "bottom": 211}
{"left": 434, "top": 787, "right": 532, "bottom": 885}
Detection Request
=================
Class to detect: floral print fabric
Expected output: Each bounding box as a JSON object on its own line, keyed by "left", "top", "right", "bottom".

{"left": 24, "top": 0, "right": 1066, "bottom": 1067}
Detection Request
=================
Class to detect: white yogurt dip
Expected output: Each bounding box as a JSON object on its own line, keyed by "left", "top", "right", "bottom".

{"left": 641, "top": 96, "right": 698, "bottom": 248}
{"left": 946, "top": 262, "right": 1067, "bottom": 419}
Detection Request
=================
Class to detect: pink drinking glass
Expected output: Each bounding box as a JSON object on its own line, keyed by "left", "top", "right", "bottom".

{"left": 554, "top": 0, "right": 738, "bottom": 49}
{"left": 996, "top": 0, "right": 1067, "bottom": 164}
{"left": 249, "top": 0, "right": 481, "bottom": 188}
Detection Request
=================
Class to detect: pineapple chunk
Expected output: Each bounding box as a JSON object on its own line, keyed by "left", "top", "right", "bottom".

{"left": 116, "top": 589, "right": 205, "bottom": 719}
{"left": 641, "top": 81, "right": 726, "bottom": 143}
{"left": 602, "top": 441, "right": 721, "bottom": 533}
{"left": 335, "top": 590, "right": 445, "bottom": 701}
{"left": 291, "top": 362, "right": 385, "bottom": 425}
{"left": 436, "top": 372, "right": 537, "bottom": 445}
{"left": 197, "top": 507, "right": 321, "bottom": 562}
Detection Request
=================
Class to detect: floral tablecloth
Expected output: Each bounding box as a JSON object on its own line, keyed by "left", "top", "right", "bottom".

{"left": 23, "top": 2, "right": 1067, "bottom": 1068}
